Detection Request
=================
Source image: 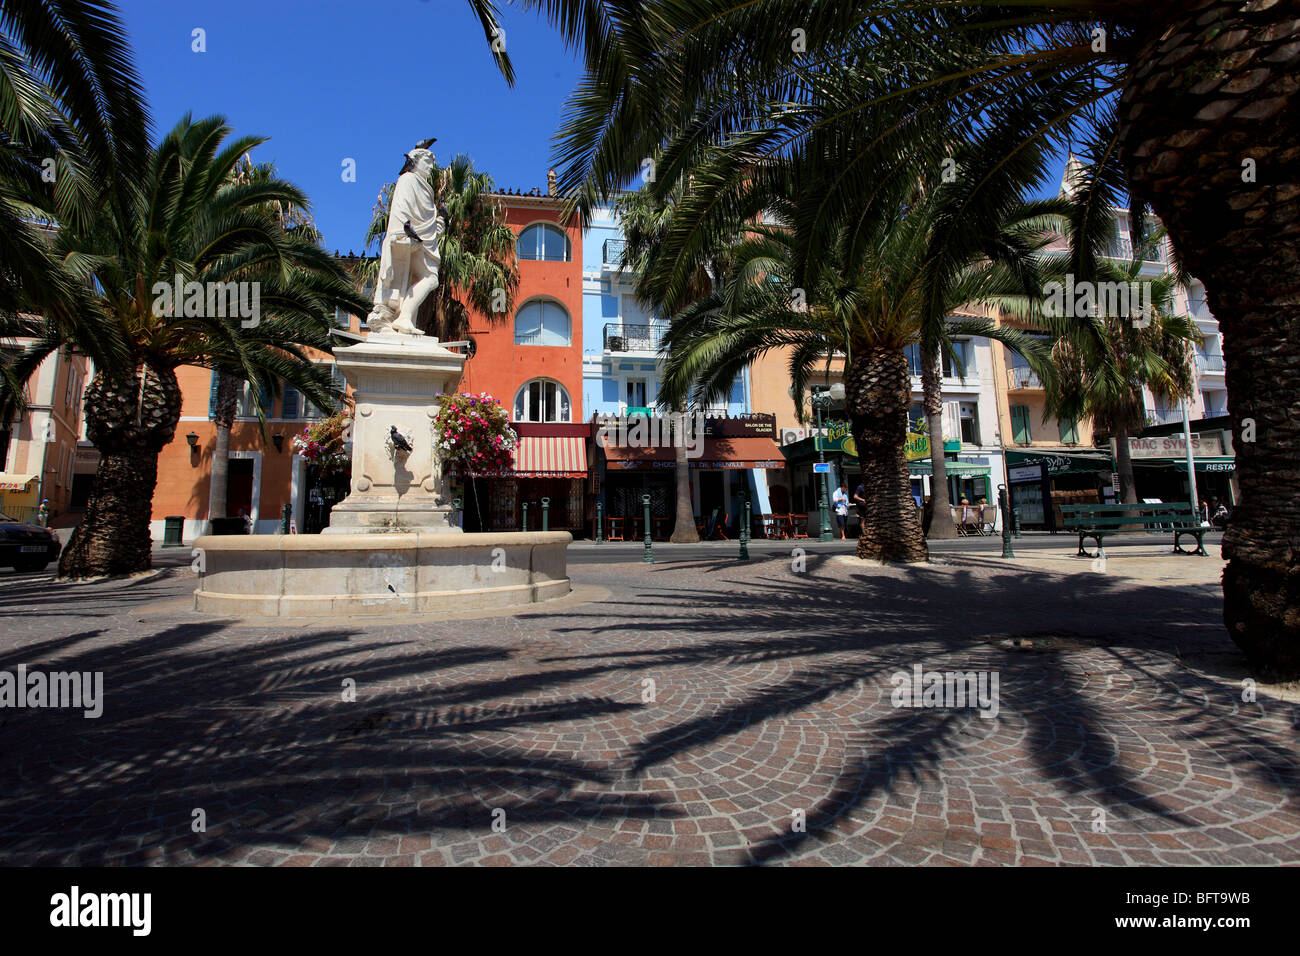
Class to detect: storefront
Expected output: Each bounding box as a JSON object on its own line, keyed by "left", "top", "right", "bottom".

{"left": 595, "top": 414, "right": 784, "bottom": 538}
{"left": 457, "top": 423, "right": 588, "bottom": 535}
{"left": 0, "top": 473, "right": 40, "bottom": 524}
{"left": 1122, "top": 429, "right": 1237, "bottom": 510}
{"left": 1004, "top": 449, "right": 1114, "bottom": 531}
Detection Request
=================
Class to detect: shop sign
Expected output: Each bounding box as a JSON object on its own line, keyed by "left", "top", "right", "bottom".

{"left": 1128, "top": 433, "right": 1224, "bottom": 459}
{"left": 703, "top": 414, "right": 777, "bottom": 439}
{"left": 1008, "top": 465, "right": 1041, "bottom": 483}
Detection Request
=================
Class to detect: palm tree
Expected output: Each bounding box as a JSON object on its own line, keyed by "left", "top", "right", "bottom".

{"left": 661, "top": 177, "right": 1054, "bottom": 562}
{"left": 1, "top": 0, "right": 151, "bottom": 401}
{"left": 207, "top": 155, "right": 328, "bottom": 528}
{"left": 525, "top": 0, "right": 1300, "bottom": 676}
{"left": 48, "top": 114, "right": 367, "bottom": 577}
{"left": 358, "top": 153, "right": 518, "bottom": 342}
{"left": 1041, "top": 157, "right": 1201, "bottom": 504}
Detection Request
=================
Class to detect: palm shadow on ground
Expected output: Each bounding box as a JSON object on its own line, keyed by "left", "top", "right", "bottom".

{"left": 0, "top": 552, "right": 1293, "bottom": 865}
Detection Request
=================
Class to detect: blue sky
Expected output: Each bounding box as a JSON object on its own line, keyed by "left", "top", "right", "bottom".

{"left": 119, "top": 1, "right": 1070, "bottom": 251}
{"left": 120, "top": 0, "right": 584, "bottom": 252}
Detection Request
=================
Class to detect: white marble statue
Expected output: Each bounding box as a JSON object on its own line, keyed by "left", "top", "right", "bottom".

{"left": 367, "top": 146, "right": 449, "bottom": 336}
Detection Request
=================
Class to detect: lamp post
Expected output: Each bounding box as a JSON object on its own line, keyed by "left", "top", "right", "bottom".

{"left": 642, "top": 493, "right": 653, "bottom": 564}
{"left": 810, "top": 383, "right": 846, "bottom": 542}
{"left": 999, "top": 483, "right": 1015, "bottom": 558}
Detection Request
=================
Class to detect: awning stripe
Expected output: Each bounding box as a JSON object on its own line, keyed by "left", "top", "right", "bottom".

{"left": 0, "top": 473, "right": 36, "bottom": 492}
{"left": 514, "top": 436, "right": 586, "bottom": 476}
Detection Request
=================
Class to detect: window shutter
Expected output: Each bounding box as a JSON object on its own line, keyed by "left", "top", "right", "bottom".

{"left": 283, "top": 389, "right": 299, "bottom": 419}
{"left": 259, "top": 380, "right": 272, "bottom": 414}
{"left": 1058, "top": 418, "right": 1078, "bottom": 444}
{"left": 1010, "top": 405, "right": 1032, "bottom": 444}
{"left": 208, "top": 370, "right": 219, "bottom": 418}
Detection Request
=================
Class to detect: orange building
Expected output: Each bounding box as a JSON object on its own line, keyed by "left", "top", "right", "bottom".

{"left": 149, "top": 181, "right": 585, "bottom": 542}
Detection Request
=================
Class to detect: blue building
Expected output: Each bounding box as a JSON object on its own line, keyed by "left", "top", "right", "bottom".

{"left": 581, "top": 201, "right": 783, "bottom": 533}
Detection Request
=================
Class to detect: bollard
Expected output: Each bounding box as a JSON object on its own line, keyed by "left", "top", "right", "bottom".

{"left": 642, "top": 494, "right": 653, "bottom": 564}
{"left": 541, "top": 496, "right": 550, "bottom": 532}
{"left": 596, "top": 500, "right": 604, "bottom": 543}
{"left": 452, "top": 497, "right": 463, "bottom": 529}
{"left": 999, "top": 484, "right": 1015, "bottom": 559}
{"left": 1013, "top": 507, "right": 1022, "bottom": 539}
{"left": 739, "top": 493, "right": 751, "bottom": 561}
{"left": 280, "top": 503, "right": 292, "bottom": 534}
{"left": 521, "top": 500, "right": 528, "bottom": 532}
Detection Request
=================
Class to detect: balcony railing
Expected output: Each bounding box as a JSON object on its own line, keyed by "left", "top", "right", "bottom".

{"left": 1005, "top": 366, "right": 1042, "bottom": 390}
{"left": 603, "top": 238, "right": 627, "bottom": 267}
{"left": 1195, "top": 354, "right": 1226, "bottom": 373}
{"left": 1111, "top": 235, "right": 1167, "bottom": 264}
{"left": 604, "top": 322, "right": 665, "bottom": 353}
{"left": 1146, "top": 406, "right": 1185, "bottom": 426}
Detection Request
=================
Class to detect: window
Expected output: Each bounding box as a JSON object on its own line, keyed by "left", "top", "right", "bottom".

{"left": 1058, "top": 418, "right": 1080, "bottom": 445}
{"left": 333, "top": 306, "right": 350, "bottom": 329}
{"left": 514, "top": 379, "right": 571, "bottom": 423}
{"left": 514, "top": 300, "right": 571, "bottom": 346}
{"left": 516, "top": 223, "right": 569, "bottom": 262}
{"left": 945, "top": 341, "right": 971, "bottom": 379}
{"left": 283, "top": 389, "right": 300, "bottom": 420}
{"left": 908, "top": 403, "right": 925, "bottom": 432}
{"left": 304, "top": 364, "right": 343, "bottom": 419}
{"left": 1010, "top": 405, "right": 1032, "bottom": 445}
{"left": 625, "top": 379, "right": 647, "bottom": 410}
{"left": 958, "top": 402, "right": 980, "bottom": 444}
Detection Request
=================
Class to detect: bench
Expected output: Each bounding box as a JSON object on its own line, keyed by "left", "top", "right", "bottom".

{"left": 1060, "top": 502, "right": 1208, "bottom": 558}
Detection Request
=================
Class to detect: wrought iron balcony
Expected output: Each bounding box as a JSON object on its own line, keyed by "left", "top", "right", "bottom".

{"left": 604, "top": 322, "right": 665, "bottom": 353}
{"left": 1195, "top": 354, "right": 1226, "bottom": 373}
{"left": 1005, "top": 366, "right": 1042, "bottom": 390}
{"left": 603, "top": 238, "right": 627, "bottom": 267}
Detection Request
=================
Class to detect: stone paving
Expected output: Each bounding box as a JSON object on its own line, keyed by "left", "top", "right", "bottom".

{"left": 0, "top": 544, "right": 1297, "bottom": 866}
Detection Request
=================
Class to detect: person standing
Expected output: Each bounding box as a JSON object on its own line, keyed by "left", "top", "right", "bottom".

{"left": 831, "top": 481, "right": 850, "bottom": 539}
{"left": 852, "top": 480, "right": 868, "bottom": 529}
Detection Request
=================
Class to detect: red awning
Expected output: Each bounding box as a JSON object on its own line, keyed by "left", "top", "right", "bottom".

{"left": 513, "top": 435, "right": 587, "bottom": 477}
{"left": 603, "top": 437, "right": 785, "bottom": 471}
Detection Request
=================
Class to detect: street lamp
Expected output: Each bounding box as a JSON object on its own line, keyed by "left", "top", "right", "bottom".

{"left": 809, "top": 383, "right": 846, "bottom": 542}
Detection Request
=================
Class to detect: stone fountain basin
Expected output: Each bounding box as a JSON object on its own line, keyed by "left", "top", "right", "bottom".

{"left": 192, "top": 531, "right": 571, "bottom": 617}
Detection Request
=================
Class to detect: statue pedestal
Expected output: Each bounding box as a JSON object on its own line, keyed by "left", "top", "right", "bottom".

{"left": 324, "top": 334, "right": 466, "bottom": 534}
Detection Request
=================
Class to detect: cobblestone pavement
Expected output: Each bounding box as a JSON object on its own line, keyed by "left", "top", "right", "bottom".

{"left": 0, "top": 545, "right": 1297, "bottom": 866}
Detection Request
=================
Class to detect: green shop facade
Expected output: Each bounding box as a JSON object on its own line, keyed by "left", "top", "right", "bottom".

{"left": 783, "top": 421, "right": 996, "bottom": 516}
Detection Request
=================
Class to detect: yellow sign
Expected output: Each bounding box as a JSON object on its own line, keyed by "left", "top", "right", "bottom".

{"left": 905, "top": 432, "right": 930, "bottom": 461}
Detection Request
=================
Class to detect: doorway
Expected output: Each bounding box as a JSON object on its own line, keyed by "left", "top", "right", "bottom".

{"left": 227, "top": 458, "right": 254, "bottom": 520}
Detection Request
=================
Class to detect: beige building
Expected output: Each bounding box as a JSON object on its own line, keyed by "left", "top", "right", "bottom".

{"left": 0, "top": 337, "right": 92, "bottom": 526}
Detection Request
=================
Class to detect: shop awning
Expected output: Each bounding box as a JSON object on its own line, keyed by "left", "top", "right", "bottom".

{"left": 0, "top": 473, "right": 36, "bottom": 492}
{"left": 513, "top": 436, "right": 587, "bottom": 477}
{"left": 604, "top": 437, "right": 785, "bottom": 471}
{"left": 1004, "top": 449, "right": 1113, "bottom": 475}
{"left": 908, "top": 461, "right": 991, "bottom": 477}
{"left": 1134, "top": 456, "right": 1235, "bottom": 474}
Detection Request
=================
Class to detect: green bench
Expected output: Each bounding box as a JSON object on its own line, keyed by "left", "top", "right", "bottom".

{"left": 1060, "top": 502, "right": 1208, "bottom": 558}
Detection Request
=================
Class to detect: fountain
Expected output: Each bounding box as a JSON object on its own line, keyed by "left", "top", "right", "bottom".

{"left": 191, "top": 141, "right": 571, "bottom": 617}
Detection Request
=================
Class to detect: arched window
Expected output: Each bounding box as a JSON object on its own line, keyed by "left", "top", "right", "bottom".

{"left": 517, "top": 223, "right": 569, "bottom": 262}
{"left": 514, "top": 379, "right": 571, "bottom": 423}
{"left": 514, "top": 300, "right": 571, "bottom": 346}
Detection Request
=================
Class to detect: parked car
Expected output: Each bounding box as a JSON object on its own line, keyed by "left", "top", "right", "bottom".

{"left": 0, "top": 511, "right": 61, "bottom": 572}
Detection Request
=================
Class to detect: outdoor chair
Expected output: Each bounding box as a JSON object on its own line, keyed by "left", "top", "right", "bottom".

{"left": 950, "top": 506, "right": 967, "bottom": 536}
{"left": 789, "top": 513, "right": 809, "bottom": 539}
{"left": 606, "top": 517, "right": 624, "bottom": 541}
{"left": 981, "top": 505, "right": 998, "bottom": 535}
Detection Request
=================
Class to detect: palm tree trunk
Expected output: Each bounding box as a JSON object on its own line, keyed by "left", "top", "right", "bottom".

{"left": 846, "top": 347, "right": 927, "bottom": 563}
{"left": 58, "top": 445, "right": 161, "bottom": 577}
{"left": 207, "top": 369, "right": 241, "bottom": 524}
{"left": 1120, "top": 1, "right": 1300, "bottom": 679}
{"left": 921, "top": 344, "right": 956, "bottom": 539}
{"left": 669, "top": 406, "right": 699, "bottom": 542}
{"left": 58, "top": 363, "right": 181, "bottom": 578}
{"left": 1113, "top": 425, "right": 1139, "bottom": 505}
